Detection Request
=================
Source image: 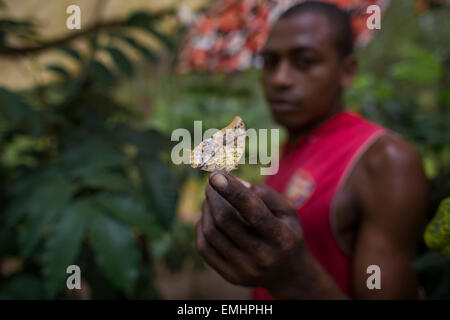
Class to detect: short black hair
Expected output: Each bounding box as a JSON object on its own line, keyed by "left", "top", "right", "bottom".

{"left": 278, "top": 1, "right": 354, "bottom": 58}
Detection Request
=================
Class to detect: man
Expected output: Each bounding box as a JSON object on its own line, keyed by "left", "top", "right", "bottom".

{"left": 196, "top": 2, "right": 429, "bottom": 299}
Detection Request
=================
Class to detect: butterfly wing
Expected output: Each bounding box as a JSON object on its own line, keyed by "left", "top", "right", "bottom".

{"left": 190, "top": 116, "right": 246, "bottom": 172}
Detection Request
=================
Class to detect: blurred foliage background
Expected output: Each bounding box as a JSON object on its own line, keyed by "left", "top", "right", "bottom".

{"left": 0, "top": 0, "right": 449, "bottom": 299}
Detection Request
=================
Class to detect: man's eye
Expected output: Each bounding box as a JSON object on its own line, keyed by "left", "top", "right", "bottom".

{"left": 262, "top": 54, "right": 279, "bottom": 70}
{"left": 293, "top": 56, "right": 316, "bottom": 69}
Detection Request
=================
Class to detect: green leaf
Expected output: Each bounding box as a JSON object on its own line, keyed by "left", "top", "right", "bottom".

{"left": 0, "top": 31, "right": 5, "bottom": 47}
{"left": 114, "top": 34, "right": 158, "bottom": 63}
{"left": 88, "top": 33, "right": 99, "bottom": 51}
{"left": 17, "top": 175, "right": 77, "bottom": 258}
{"left": 0, "top": 227, "right": 18, "bottom": 255}
{"left": 103, "top": 46, "right": 134, "bottom": 77}
{"left": 58, "top": 47, "right": 82, "bottom": 62}
{"left": 4, "top": 199, "right": 28, "bottom": 228}
{"left": 5, "top": 169, "right": 65, "bottom": 228}
{"left": 411, "top": 251, "right": 449, "bottom": 271}
{"left": 87, "top": 59, "right": 116, "bottom": 87}
{"left": 134, "top": 43, "right": 158, "bottom": 64}
{"left": 125, "top": 12, "right": 174, "bottom": 49}
{"left": 152, "top": 223, "right": 197, "bottom": 273}
{"left": 125, "top": 128, "right": 172, "bottom": 160}
{"left": 42, "top": 199, "right": 95, "bottom": 297}
{"left": 140, "top": 160, "right": 178, "bottom": 229}
{"left": 1, "top": 134, "right": 54, "bottom": 168}
{"left": 60, "top": 139, "right": 126, "bottom": 178}
{"left": 81, "top": 170, "right": 134, "bottom": 192}
{"left": 0, "top": 275, "right": 47, "bottom": 299}
{"left": 429, "top": 268, "right": 450, "bottom": 299}
{"left": 92, "top": 193, "right": 162, "bottom": 240}
{"left": 0, "top": 86, "right": 29, "bottom": 128}
{"left": 142, "top": 27, "right": 174, "bottom": 50}
{"left": 9, "top": 167, "right": 60, "bottom": 200}
{"left": 0, "top": 19, "right": 34, "bottom": 35}
{"left": 125, "top": 12, "right": 157, "bottom": 28}
{"left": 90, "top": 213, "right": 140, "bottom": 296}
{"left": 46, "top": 64, "right": 70, "bottom": 79}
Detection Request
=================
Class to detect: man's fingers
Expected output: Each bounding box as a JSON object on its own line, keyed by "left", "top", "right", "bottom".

{"left": 202, "top": 201, "right": 265, "bottom": 277}
{"left": 251, "top": 183, "right": 297, "bottom": 216}
{"left": 196, "top": 215, "right": 240, "bottom": 284}
{"left": 208, "top": 172, "right": 280, "bottom": 237}
{"left": 203, "top": 195, "right": 265, "bottom": 254}
{"left": 205, "top": 184, "right": 248, "bottom": 225}
{"left": 236, "top": 177, "right": 252, "bottom": 189}
{"left": 201, "top": 201, "right": 247, "bottom": 263}
{"left": 251, "top": 183, "right": 303, "bottom": 239}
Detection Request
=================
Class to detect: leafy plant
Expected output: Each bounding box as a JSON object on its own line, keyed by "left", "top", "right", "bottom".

{"left": 0, "top": 8, "right": 194, "bottom": 299}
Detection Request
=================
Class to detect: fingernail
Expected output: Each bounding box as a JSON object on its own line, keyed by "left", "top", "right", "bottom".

{"left": 237, "top": 178, "right": 251, "bottom": 189}
{"left": 211, "top": 173, "right": 228, "bottom": 190}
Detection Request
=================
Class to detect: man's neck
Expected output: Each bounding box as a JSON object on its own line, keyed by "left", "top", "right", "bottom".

{"left": 287, "top": 104, "right": 343, "bottom": 144}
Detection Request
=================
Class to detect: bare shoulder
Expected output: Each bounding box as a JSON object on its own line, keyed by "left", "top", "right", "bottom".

{"left": 362, "top": 133, "right": 425, "bottom": 179}
{"left": 352, "top": 132, "right": 429, "bottom": 234}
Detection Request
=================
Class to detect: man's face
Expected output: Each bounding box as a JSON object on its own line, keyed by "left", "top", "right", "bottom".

{"left": 261, "top": 12, "right": 355, "bottom": 132}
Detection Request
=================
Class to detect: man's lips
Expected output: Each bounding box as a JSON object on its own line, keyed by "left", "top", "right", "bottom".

{"left": 268, "top": 99, "right": 299, "bottom": 112}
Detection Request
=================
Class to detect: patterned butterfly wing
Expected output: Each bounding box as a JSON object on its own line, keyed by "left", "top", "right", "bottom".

{"left": 190, "top": 116, "right": 246, "bottom": 172}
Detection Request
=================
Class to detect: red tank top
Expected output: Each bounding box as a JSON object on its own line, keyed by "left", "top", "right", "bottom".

{"left": 252, "top": 110, "right": 387, "bottom": 299}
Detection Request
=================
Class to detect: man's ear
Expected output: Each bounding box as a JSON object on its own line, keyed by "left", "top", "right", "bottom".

{"left": 340, "top": 54, "right": 358, "bottom": 89}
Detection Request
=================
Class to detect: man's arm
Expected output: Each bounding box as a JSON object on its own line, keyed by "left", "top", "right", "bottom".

{"left": 351, "top": 135, "right": 429, "bottom": 299}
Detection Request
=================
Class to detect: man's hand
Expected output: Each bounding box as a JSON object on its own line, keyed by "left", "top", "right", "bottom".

{"left": 196, "top": 172, "right": 303, "bottom": 291}
{"left": 196, "top": 172, "right": 346, "bottom": 299}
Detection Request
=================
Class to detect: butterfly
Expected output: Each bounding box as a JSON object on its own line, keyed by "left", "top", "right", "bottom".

{"left": 190, "top": 116, "right": 246, "bottom": 172}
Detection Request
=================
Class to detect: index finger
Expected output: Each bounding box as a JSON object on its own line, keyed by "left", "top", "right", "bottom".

{"left": 208, "top": 172, "right": 282, "bottom": 237}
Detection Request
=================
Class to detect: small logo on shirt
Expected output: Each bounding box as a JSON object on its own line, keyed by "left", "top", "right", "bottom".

{"left": 284, "top": 169, "right": 315, "bottom": 208}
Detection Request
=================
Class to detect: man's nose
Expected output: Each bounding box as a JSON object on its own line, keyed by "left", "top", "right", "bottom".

{"left": 272, "top": 59, "right": 293, "bottom": 88}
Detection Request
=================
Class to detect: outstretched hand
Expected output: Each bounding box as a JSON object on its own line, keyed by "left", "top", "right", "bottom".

{"left": 196, "top": 172, "right": 307, "bottom": 293}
